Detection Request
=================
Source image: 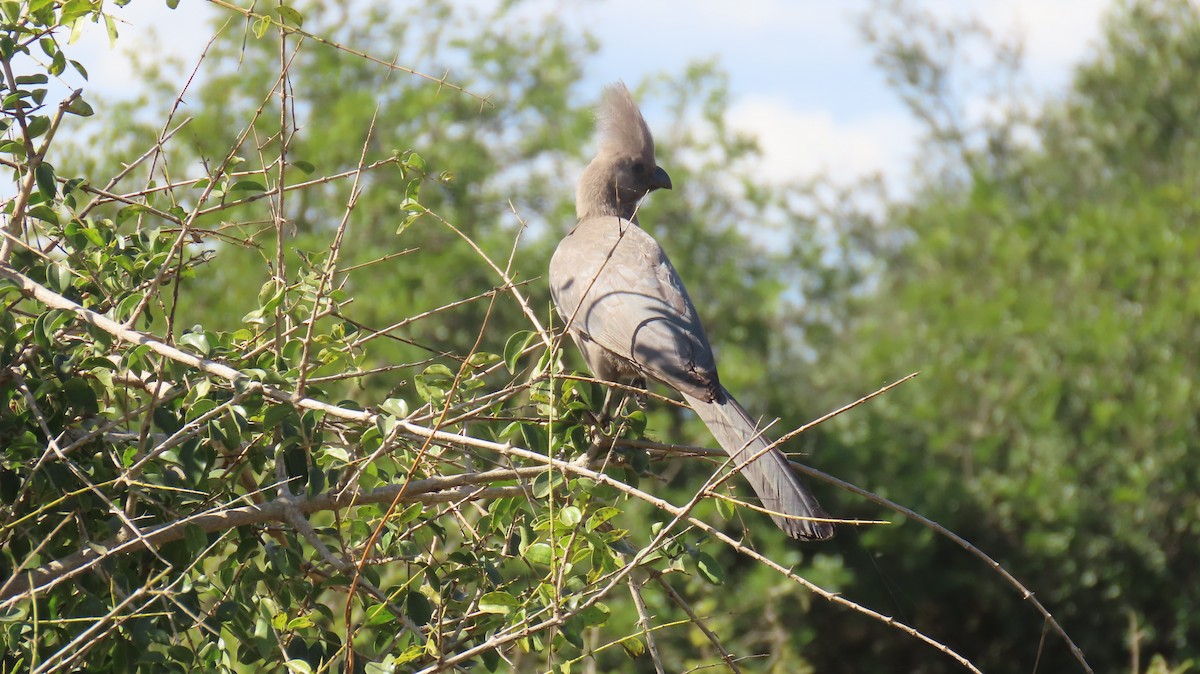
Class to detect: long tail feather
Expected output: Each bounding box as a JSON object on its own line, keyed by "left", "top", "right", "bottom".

{"left": 682, "top": 388, "right": 835, "bottom": 540}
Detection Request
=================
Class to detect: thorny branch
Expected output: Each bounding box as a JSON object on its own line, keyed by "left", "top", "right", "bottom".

{"left": 0, "top": 260, "right": 1093, "bottom": 674}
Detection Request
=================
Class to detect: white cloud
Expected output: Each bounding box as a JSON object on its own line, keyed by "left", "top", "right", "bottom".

{"left": 977, "top": 0, "right": 1109, "bottom": 91}
{"left": 726, "top": 95, "right": 919, "bottom": 188}
{"left": 716, "top": 1, "right": 1110, "bottom": 191}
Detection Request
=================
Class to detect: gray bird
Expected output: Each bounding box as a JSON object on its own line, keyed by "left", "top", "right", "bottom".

{"left": 548, "top": 83, "right": 835, "bottom": 541}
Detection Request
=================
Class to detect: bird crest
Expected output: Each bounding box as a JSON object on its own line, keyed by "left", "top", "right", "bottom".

{"left": 597, "top": 82, "right": 655, "bottom": 159}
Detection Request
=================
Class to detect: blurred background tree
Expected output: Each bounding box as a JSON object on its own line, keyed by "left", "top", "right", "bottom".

{"left": 807, "top": 0, "right": 1200, "bottom": 671}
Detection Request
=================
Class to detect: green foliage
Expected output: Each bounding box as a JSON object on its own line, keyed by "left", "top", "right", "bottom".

{"left": 1065, "top": 0, "right": 1200, "bottom": 180}
{"left": 807, "top": 1, "right": 1200, "bottom": 671}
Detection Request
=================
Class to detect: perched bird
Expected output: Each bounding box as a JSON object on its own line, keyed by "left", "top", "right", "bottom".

{"left": 548, "top": 83, "right": 835, "bottom": 541}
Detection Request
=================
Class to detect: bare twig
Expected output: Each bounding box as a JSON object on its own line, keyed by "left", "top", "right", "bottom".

{"left": 656, "top": 574, "right": 743, "bottom": 674}
{"left": 205, "top": 0, "right": 494, "bottom": 108}
{"left": 628, "top": 577, "right": 666, "bottom": 674}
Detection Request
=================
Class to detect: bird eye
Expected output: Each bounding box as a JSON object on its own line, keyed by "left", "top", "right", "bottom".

{"left": 631, "top": 161, "right": 646, "bottom": 175}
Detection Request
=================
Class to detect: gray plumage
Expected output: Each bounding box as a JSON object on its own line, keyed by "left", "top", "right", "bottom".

{"left": 548, "top": 83, "right": 835, "bottom": 541}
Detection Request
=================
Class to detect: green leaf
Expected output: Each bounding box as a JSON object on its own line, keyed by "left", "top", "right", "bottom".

{"left": 406, "top": 590, "right": 432, "bottom": 625}
{"left": 62, "top": 378, "right": 99, "bottom": 416}
{"left": 280, "top": 441, "right": 307, "bottom": 486}
{"left": 115, "top": 203, "right": 147, "bottom": 225}
{"left": 0, "top": 83, "right": 28, "bottom": 106}
{"left": 252, "top": 14, "right": 271, "bottom": 38}
{"left": 184, "top": 524, "right": 207, "bottom": 555}
{"left": 65, "top": 97, "right": 94, "bottom": 117}
{"left": 274, "top": 5, "right": 303, "bottom": 27}
{"left": 380, "top": 397, "right": 408, "bottom": 418}
{"left": 285, "top": 615, "right": 315, "bottom": 630}
{"left": 714, "top": 494, "right": 737, "bottom": 521}
{"left": 586, "top": 507, "right": 621, "bottom": 532}
{"left": 693, "top": 551, "right": 725, "bottom": 586}
{"left": 34, "top": 162, "right": 56, "bottom": 200}
{"left": 257, "top": 280, "right": 284, "bottom": 311}
{"left": 466, "top": 351, "right": 500, "bottom": 368}
{"left": 531, "top": 470, "right": 563, "bottom": 499}
{"left": 25, "top": 116, "right": 49, "bottom": 138}
{"left": 60, "top": 0, "right": 95, "bottom": 22}
{"left": 46, "top": 262, "right": 71, "bottom": 293}
{"left": 391, "top": 502, "right": 423, "bottom": 527}
{"left": 153, "top": 406, "right": 182, "bottom": 433}
{"left": 49, "top": 51, "right": 65, "bottom": 76}
{"left": 560, "top": 616, "right": 585, "bottom": 649}
{"left": 520, "top": 422, "right": 547, "bottom": 453}
{"left": 283, "top": 660, "right": 313, "bottom": 674}
{"left": 103, "top": 12, "right": 118, "bottom": 44}
{"left": 620, "top": 636, "right": 646, "bottom": 658}
{"left": 0, "top": 605, "right": 26, "bottom": 623}
{"left": 206, "top": 419, "right": 229, "bottom": 449}
{"left": 114, "top": 293, "right": 142, "bottom": 322}
{"left": 559, "top": 506, "right": 582, "bottom": 528}
{"left": 90, "top": 367, "right": 114, "bottom": 394}
{"left": 31, "top": 307, "right": 58, "bottom": 342}
{"left": 262, "top": 403, "right": 295, "bottom": 431}
{"left": 364, "top": 603, "right": 396, "bottom": 627}
{"left": 623, "top": 409, "right": 647, "bottom": 436}
{"left": 523, "top": 542, "right": 554, "bottom": 565}
{"left": 503, "top": 330, "right": 537, "bottom": 374}
{"left": 178, "top": 331, "right": 211, "bottom": 356}
{"left": 478, "top": 591, "right": 519, "bottom": 615}
{"left": 221, "top": 411, "right": 244, "bottom": 449}
{"left": 319, "top": 445, "right": 350, "bottom": 465}
{"left": 577, "top": 602, "right": 609, "bottom": 627}
{"left": 395, "top": 209, "right": 421, "bottom": 235}
{"left": 392, "top": 645, "right": 424, "bottom": 666}
{"left": 414, "top": 363, "right": 454, "bottom": 405}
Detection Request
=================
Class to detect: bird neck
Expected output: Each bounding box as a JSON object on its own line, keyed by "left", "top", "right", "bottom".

{"left": 576, "top": 160, "right": 638, "bottom": 221}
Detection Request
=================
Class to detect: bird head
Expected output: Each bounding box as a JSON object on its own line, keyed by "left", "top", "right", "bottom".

{"left": 577, "top": 82, "right": 672, "bottom": 221}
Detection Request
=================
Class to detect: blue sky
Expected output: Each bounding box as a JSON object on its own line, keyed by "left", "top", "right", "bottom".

{"left": 73, "top": 0, "right": 1111, "bottom": 191}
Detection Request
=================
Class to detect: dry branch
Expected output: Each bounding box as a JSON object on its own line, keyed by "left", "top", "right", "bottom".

{"left": 0, "top": 468, "right": 535, "bottom": 605}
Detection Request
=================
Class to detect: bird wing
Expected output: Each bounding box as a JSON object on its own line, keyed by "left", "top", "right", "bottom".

{"left": 549, "top": 216, "right": 720, "bottom": 401}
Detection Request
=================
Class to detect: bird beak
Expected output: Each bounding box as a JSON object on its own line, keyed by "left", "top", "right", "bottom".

{"left": 650, "top": 166, "right": 672, "bottom": 191}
